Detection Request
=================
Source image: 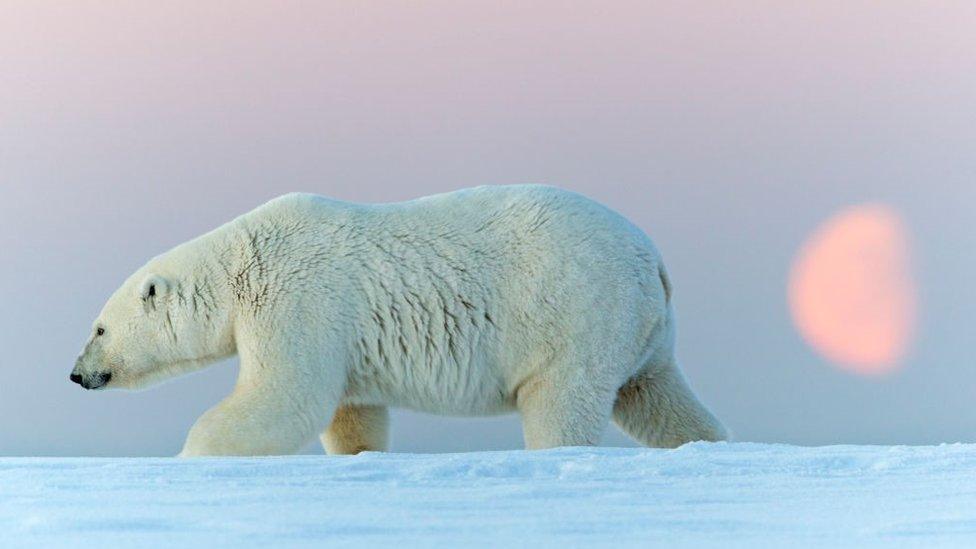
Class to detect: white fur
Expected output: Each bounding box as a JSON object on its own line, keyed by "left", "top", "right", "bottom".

{"left": 72, "top": 185, "right": 727, "bottom": 456}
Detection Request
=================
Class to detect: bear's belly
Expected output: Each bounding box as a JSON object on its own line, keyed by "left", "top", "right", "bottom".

{"left": 345, "top": 360, "right": 517, "bottom": 417}
{"left": 391, "top": 392, "right": 516, "bottom": 417}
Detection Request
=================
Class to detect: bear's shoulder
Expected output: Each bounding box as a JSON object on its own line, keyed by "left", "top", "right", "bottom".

{"left": 263, "top": 192, "right": 328, "bottom": 210}
{"left": 250, "top": 193, "right": 358, "bottom": 221}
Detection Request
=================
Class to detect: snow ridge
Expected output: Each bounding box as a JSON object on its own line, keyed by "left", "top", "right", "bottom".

{"left": 3, "top": 443, "right": 976, "bottom": 547}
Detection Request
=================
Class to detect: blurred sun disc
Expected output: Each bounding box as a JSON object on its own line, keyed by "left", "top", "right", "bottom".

{"left": 788, "top": 205, "right": 916, "bottom": 375}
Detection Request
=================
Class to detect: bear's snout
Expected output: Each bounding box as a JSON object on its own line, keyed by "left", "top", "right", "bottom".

{"left": 69, "top": 370, "right": 112, "bottom": 390}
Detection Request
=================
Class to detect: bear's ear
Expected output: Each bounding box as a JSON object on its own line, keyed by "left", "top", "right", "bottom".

{"left": 139, "top": 275, "right": 170, "bottom": 310}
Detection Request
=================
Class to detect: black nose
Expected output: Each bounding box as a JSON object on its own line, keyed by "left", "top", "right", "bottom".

{"left": 70, "top": 373, "right": 83, "bottom": 385}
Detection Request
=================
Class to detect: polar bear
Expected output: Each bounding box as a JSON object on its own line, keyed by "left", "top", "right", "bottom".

{"left": 71, "top": 185, "right": 727, "bottom": 456}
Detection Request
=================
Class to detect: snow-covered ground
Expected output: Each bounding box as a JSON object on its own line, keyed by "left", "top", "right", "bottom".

{"left": 3, "top": 443, "right": 976, "bottom": 548}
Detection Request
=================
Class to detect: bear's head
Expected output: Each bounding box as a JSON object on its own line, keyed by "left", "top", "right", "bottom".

{"left": 71, "top": 266, "right": 234, "bottom": 390}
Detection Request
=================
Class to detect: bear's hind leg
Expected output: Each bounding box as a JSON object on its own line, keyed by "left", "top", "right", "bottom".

{"left": 612, "top": 360, "right": 727, "bottom": 448}
{"left": 517, "top": 373, "right": 618, "bottom": 450}
{"left": 321, "top": 405, "right": 389, "bottom": 455}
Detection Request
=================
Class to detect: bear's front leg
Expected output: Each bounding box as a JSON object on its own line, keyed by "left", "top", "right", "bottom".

{"left": 180, "top": 371, "right": 342, "bottom": 457}
{"left": 180, "top": 393, "right": 300, "bottom": 456}
{"left": 321, "top": 405, "right": 389, "bottom": 455}
{"left": 178, "top": 308, "right": 349, "bottom": 457}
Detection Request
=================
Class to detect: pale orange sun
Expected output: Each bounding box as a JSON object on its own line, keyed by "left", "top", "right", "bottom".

{"left": 788, "top": 205, "right": 916, "bottom": 376}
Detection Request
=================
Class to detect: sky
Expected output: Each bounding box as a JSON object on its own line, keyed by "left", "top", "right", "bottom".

{"left": 2, "top": 1, "right": 976, "bottom": 456}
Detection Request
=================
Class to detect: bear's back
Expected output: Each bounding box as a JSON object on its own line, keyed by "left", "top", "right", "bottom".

{"left": 251, "top": 185, "right": 649, "bottom": 249}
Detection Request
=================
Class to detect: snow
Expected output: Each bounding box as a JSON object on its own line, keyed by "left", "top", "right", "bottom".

{"left": 3, "top": 443, "right": 976, "bottom": 547}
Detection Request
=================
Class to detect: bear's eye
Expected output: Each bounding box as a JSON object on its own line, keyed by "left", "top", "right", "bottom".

{"left": 96, "top": 327, "right": 105, "bottom": 337}
{"left": 147, "top": 284, "right": 156, "bottom": 298}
